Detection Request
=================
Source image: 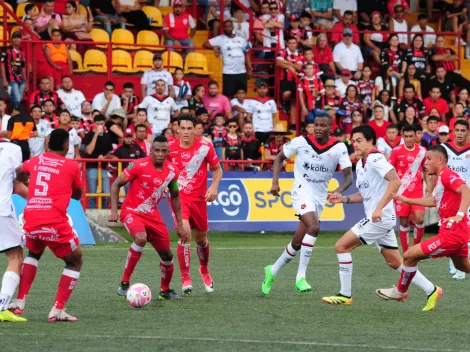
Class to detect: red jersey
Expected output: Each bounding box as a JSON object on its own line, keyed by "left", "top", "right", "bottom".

{"left": 169, "top": 137, "right": 219, "bottom": 202}
{"left": 434, "top": 167, "right": 467, "bottom": 225}
{"left": 423, "top": 97, "right": 449, "bottom": 116}
{"left": 122, "top": 157, "right": 179, "bottom": 219}
{"left": 368, "top": 120, "right": 390, "bottom": 140}
{"left": 389, "top": 144, "right": 426, "bottom": 197}
{"left": 299, "top": 76, "right": 325, "bottom": 110}
{"left": 23, "top": 153, "right": 81, "bottom": 229}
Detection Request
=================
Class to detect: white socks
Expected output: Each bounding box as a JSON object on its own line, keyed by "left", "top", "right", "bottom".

{"left": 271, "top": 242, "right": 297, "bottom": 276}
{"left": 0, "top": 271, "right": 20, "bottom": 311}
{"left": 396, "top": 265, "right": 435, "bottom": 296}
{"left": 337, "top": 253, "right": 353, "bottom": 297}
{"left": 296, "top": 234, "right": 316, "bottom": 282}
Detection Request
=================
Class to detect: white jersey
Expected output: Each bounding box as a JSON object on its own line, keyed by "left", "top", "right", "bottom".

{"left": 141, "top": 69, "right": 173, "bottom": 96}
{"left": 57, "top": 89, "right": 86, "bottom": 117}
{"left": 0, "top": 141, "right": 22, "bottom": 217}
{"left": 138, "top": 94, "right": 177, "bottom": 136}
{"left": 376, "top": 137, "right": 403, "bottom": 159}
{"left": 356, "top": 151, "right": 395, "bottom": 220}
{"left": 231, "top": 98, "right": 252, "bottom": 118}
{"left": 283, "top": 136, "right": 352, "bottom": 205}
{"left": 66, "top": 127, "right": 81, "bottom": 159}
{"left": 208, "top": 34, "right": 250, "bottom": 74}
{"left": 246, "top": 97, "right": 277, "bottom": 133}
{"left": 173, "top": 81, "right": 192, "bottom": 111}
{"left": 442, "top": 142, "right": 470, "bottom": 186}
{"left": 28, "top": 120, "right": 51, "bottom": 157}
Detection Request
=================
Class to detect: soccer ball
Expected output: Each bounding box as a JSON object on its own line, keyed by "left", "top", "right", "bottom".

{"left": 126, "top": 283, "right": 152, "bottom": 308}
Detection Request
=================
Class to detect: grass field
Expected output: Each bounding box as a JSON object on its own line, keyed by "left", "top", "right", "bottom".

{"left": 1, "top": 231, "right": 469, "bottom": 352}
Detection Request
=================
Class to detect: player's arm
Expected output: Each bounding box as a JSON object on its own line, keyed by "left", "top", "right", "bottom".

{"left": 108, "top": 173, "right": 130, "bottom": 222}
{"left": 15, "top": 165, "right": 29, "bottom": 183}
{"left": 270, "top": 151, "right": 288, "bottom": 196}
{"left": 444, "top": 184, "right": 470, "bottom": 224}
{"left": 13, "top": 179, "right": 28, "bottom": 199}
{"left": 206, "top": 162, "right": 222, "bottom": 202}
{"left": 425, "top": 174, "right": 436, "bottom": 196}
{"left": 393, "top": 193, "right": 436, "bottom": 207}
{"left": 329, "top": 191, "right": 363, "bottom": 204}
{"left": 332, "top": 167, "right": 353, "bottom": 194}
{"left": 372, "top": 169, "right": 401, "bottom": 222}
{"left": 71, "top": 188, "right": 82, "bottom": 200}
{"left": 168, "top": 181, "right": 189, "bottom": 244}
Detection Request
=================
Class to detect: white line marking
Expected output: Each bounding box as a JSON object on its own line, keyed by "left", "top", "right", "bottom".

{"left": 0, "top": 333, "right": 464, "bottom": 352}
{"left": 85, "top": 247, "right": 335, "bottom": 250}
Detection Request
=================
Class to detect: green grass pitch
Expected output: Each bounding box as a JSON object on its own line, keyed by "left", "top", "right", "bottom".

{"left": 1, "top": 231, "right": 469, "bottom": 352}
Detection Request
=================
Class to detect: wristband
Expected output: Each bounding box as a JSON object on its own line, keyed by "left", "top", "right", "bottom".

{"left": 457, "top": 211, "right": 465, "bottom": 217}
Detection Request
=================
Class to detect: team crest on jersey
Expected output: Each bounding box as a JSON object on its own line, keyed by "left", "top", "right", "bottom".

{"left": 126, "top": 215, "right": 133, "bottom": 224}
{"left": 153, "top": 178, "right": 163, "bottom": 186}
{"left": 301, "top": 203, "right": 306, "bottom": 210}
{"left": 181, "top": 152, "right": 191, "bottom": 159}
{"left": 407, "top": 156, "right": 414, "bottom": 162}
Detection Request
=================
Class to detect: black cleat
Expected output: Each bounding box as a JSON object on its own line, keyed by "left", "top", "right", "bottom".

{"left": 158, "top": 288, "right": 182, "bottom": 300}
{"left": 117, "top": 281, "right": 130, "bottom": 296}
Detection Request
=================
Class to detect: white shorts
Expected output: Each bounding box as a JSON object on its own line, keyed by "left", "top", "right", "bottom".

{"left": 291, "top": 192, "right": 324, "bottom": 218}
{"left": 0, "top": 215, "right": 24, "bottom": 253}
{"left": 351, "top": 217, "right": 398, "bottom": 250}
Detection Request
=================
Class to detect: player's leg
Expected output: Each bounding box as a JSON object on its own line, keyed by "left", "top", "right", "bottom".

{"left": 194, "top": 229, "right": 214, "bottom": 293}
{"left": 398, "top": 216, "right": 410, "bottom": 253}
{"left": 411, "top": 208, "right": 425, "bottom": 246}
{"left": 176, "top": 202, "right": 192, "bottom": 294}
{"left": 450, "top": 255, "right": 470, "bottom": 273}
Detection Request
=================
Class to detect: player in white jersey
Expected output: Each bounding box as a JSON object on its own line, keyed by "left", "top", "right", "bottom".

{"left": 138, "top": 80, "right": 178, "bottom": 138}
{"left": 322, "top": 125, "right": 437, "bottom": 306}
{"left": 140, "top": 53, "right": 174, "bottom": 97}
{"left": 261, "top": 114, "right": 353, "bottom": 294}
{"left": 442, "top": 119, "right": 470, "bottom": 279}
{"left": 0, "top": 140, "right": 27, "bottom": 322}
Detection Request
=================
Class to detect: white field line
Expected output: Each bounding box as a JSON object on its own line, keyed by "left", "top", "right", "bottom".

{"left": 84, "top": 246, "right": 334, "bottom": 250}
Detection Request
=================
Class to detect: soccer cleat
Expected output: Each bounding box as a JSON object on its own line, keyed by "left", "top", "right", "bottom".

{"left": 0, "top": 309, "right": 27, "bottom": 322}
{"left": 8, "top": 299, "right": 25, "bottom": 315}
{"left": 375, "top": 287, "right": 408, "bottom": 302}
{"left": 261, "top": 265, "right": 276, "bottom": 295}
{"left": 449, "top": 259, "right": 457, "bottom": 275}
{"left": 158, "top": 289, "right": 182, "bottom": 300}
{"left": 321, "top": 294, "right": 353, "bottom": 305}
{"left": 199, "top": 267, "right": 214, "bottom": 293}
{"left": 182, "top": 278, "right": 193, "bottom": 296}
{"left": 116, "top": 281, "right": 130, "bottom": 297}
{"left": 48, "top": 307, "right": 78, "bottom": 322}
{"left": 422, "top": 286, "right": 443, "bottom": 312}
{"left": 452, "top": 270, "right": 465, "bottom": 280}
{"left": 295, "top": 277, "right": 312, "bottom": 292}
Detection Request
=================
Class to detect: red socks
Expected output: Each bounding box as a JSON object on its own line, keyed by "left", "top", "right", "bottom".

{"left": 177, "top": 243, "right": 191, "bottom": 279}
{"left": 397, "top": 266, "right": 417, "bottom": 294}
{"left": 414, "top": 224, "right": 425, "bottom": 245}
{"left": 197, "top": 243, "right": 210, "bottom": 274}
{"left": 17, "top": 257, "right": 39, "bottom": 300}
{"left": 121, "top": 243, "right": 144, "bottom": 283}
{"left": 399, "top": 226, "right": 409, "bottom": 253}
{"left": 160, "top": 261, "right": 174, "bottom": 292}
{"left": 54, "top": 269, "right": 80, "bottom": 310}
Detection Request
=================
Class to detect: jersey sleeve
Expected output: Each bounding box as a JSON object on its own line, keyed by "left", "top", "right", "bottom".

{"left": 441, "top": 169, "right": 466, "bottom": 192}
{"left": 11, "top": 145, "right": 23, "bottom": 170}
{"left": 70, "top": 161, "right": 82, "bottom": 189}
{"left": 337, "top": 143, "right": 352, "bottom": 170}
{"left": 208, "top": 35, "right": 223, "bottom": 48}
{"left": 22, "top": 158, "right": 33, "bottom": 173}
{"left": 0, "top": 47, "right": 6, "bottom": 63}
{"left": 123, "top": 161, "right": 140, "bottom": 181}
{"left": 388, "top": 148, "right": 398, "bottom": 167}
{"left": 370, "top": 153, "right": 394, "bottom": 178}
{"left": 282, "top": 137, "right": 303, "bottom": 159}
{"left": 140, "top": 71, "right": 148, "bottom": 85}
{"left": 138, "top": 97, "right": 149, "bottom": 109}
{"left": 206, "top": 143, "right": 220, "bottom": 167}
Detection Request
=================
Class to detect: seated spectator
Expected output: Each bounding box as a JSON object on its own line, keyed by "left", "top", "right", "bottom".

{"left": 134, "top": 124, "right": 151, "bottom": 154}
{"left": 54, "top": 110, "right": 80, "bottom": 159}
{"left": 430, "top": 125, "right": 451, "bottom": 145}
{"left": 423, "top": 86, "right": 449, "bottom": 123}
{"left": 310, "top": 0, "right": 334, "bottom": 30}
{"left": 241, "top": 121, "right": 262, "bottom": 171}
{"left": 401, "top": 34, "right": 430, "bottom": 88}
{"left": 207, "top": 0, "right": 232, "bottom": 37}
{"left": 449, "top": 105, "right": 468, "bottom": 132}
{"left": 24, "top": 3, "right": 39, "bottom": 22}
{"left": 285, "top": 15, "right": 311, "bottom": 49}
{"left": 44, "top": 30, "right": 73, "bottom": 90}
{"left": 444, "top": 0, "right": 468, "bottom": 46}
{"left": 389, "top": 5, "right": 409, "bottom": 47}
{"left": 79, "top": 100, "right": 94, "bottom": 136}
{"left": 375, "top": 64, "right": 398, "bottom": 99}
{"left": 299, "top": 11, "right": 314, "bottom": 45}
{"left": 20, "top": 16, "right": 38, "bottom": 41}
{"left": 141, "top": 53, "right": 174, "bottom": 97}
{"left": 380, "top": 34, "right": 404, "bottom": 80}
{"left": 331, "top": 10, "right": 360, "bottom": 45}
{"left": 422, "top": 115, "right": 440, "bottom": 145}
{"left": 371, "top": 90, "right": 397, "bottom": 123}
{"left": 398, "top": 85, "right": 425, "bottom": 120}
{"left": 222, "top": 118, "right": 244, "bottom": 171}
{"left": 29, "top": 77, "right": 65, "bottom": 108}
{"left": 356, "top": 66, "right": 376, "bottom": 109}
{"left": 188, "top": 84, "right": 205, "bottom": 113}
{"left": 457, "top": 88, "right": 470, "bottom": 118}
{"left": 163, "top": 0, "right": 196, "bottom": 54}
{"left": 332, "top": 29, "right": 363, "bottom": 79}
{"left": 115, "top": 0, "right": 151, "bottom": 33}
{"left": 299, "top": 63, "right": 325, "bottom": 122}
{"left": 1, "top": 32, "right": 27, "bottom": 109}
{"left": 196, "top": 108, "right": 211, "bottom": 134}
{"left": 340, "top": 85, "right": 362, "bottom": 137}
{"left": 368, "top": 105, "right": 390, "bottom": 139}
{"left": 106, "top": 108, "right": 126, "bottom": 147}
{"left": 120, "top": 82, "right": 140, "bottom": 121}
{"left": 230, "top": 7, "right": 249, "bottom": 41}
{"left": 335, "top": 69, "right": 356, "bottom": 97}
{"left": 387, "top": 0, "right": 410, "bottom": 17}
{"left": 429, "top": 67, "right": 456, "bottom": 104}
{"left": 7, "top": 106, "right": 38, "bottom": 161}
{"left": 203, "top": 81, "right": 232, "bottom": 120}
{"left": 0, "top": 98, "right": 11, "bottom": 137}
{"left": 57, "top": 76, "right": 86, "bottom": 118}
{"left": 111, "top": 128, "right": 146, "bottom": 166}
{"left": 170, "top": 116, "right": 180, "bottom": 138}
{"left": 246, "top": 80, "right": 277, "bottom": 144}
{"left": 263, "top": 123, "right": 290, "bottom": 171}
{"left": 194, "top": 120, "right": 212, "bottom": 144}
{"left": 363, "top": 12, "right": 388, "bottom": 64}
{"left": 28, "top": 105, "right": 51, "bottom": 157}
{"left": 62, "top": 1, "right": 93, "bottom": 41}
{"left": 312, "top": 33, "right": 336, "bottom": 79}
{"left": 315, "top": 79, "right": 343, "bottom": 114}
{"left": 128, "top": 108, "right": 152, "bottom": 141}
{"left": 42, "top": 99, "right": 59, "bottom": 127}
{"left": 211, "top": 113, "right": 227, "bottom": 160}
{"left": 231, "top": 88, "right": 252, "bottom": 127}
{"left": 377, "top": 124, "right": 402, "bottom": 160}
{"left": 286, "top": 0, "right": 310, "bottom": 19}
{"left": 34, "top": 0, "right": 62, "bottom": 39}
{"left": 399, "top": 63, "right": 422, "bottom": 98}
{"left": 90, "top": 0, "right": 125, "bottom": 36}
{"left": 173, "top": 68, "right": 192, "bottom": 112}
{"left": 410, "top": 14, "right": 435, "bottom": 48}
{"left": 92, "top": 81, "right": 122, "bottom": 117}
{"left": 333, "top": 0, "right": 358, "bottom": 24}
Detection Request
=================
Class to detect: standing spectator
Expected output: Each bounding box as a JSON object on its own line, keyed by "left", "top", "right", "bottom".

{"left": 241, "top": 121, "right": 262, "bottom": 171}
{"left": 333, "top": 28, "right": 364, "bottom": 78}
{"left": 140, "top": 53, "right": 174, "bottom": 97}
{"left": 246, "top": 80, "right": 277, "bottom": 145}
{"left": 298, "top": 63, "right": 325, "bottom": 122}
{"left": 444, "top": 0, "right": 468, "bottom": 46}
{"left": 44, "top": 29, "right": 73, "bottom": 90}
{"left": 331, "top": 11, "right": 360, "bottom": 44}
{"left": 422, "top": 115, "right": 439, "bottom": 145}
{"left": 388, "top": 5, "right": 409, "bottom": 47}
{"left": 24, "top": 4, "right": 39, "bottom": 22}
{"left": 410, "top": 14, "right": 436, "bottom": 48}
{"left": 261, "top": 1, "right": 285, "bottom": 53}
{"left": 356, "top": 65, "right": 376, "bottom": 109}
{"left": 34, "top": 0, "right": 62, "bottom": 39}
{"left": 363, "top": 12, "right": 388, "bottom": 64}
{"left": 115, "top": 0, "right": 151, "bottom": 33}
{"left": 29, "top": 79, "right": 65, "bottom": 109}
{"left": 231, "top": 7, "right": 250, "bottom": 41}
{"left": 105, "top": 108, "right": 126, "bottom": 147}
{"left": 173, "top": 68, "right": 192, "bottom": 112}
{"left": 7, "top": 107, "right": 38, "bottom": 161}
{"left": 57, "top": 76, "right": 86, "bottom": 118}
{"left": 42, "top": 99, "right": 59, "bottom": 127}
{"left": 211, "top": 113, "right": 227, "bottom": 160}
{"left": 312, "top": 34, "right": 336, "bottom": 79}
{"left": 334, "top": 69, "right": 356, "bottom": 97}
{"left": 1, "top": 32, "right": 27, "bottom": 109}
{"left": 368, "top": 105, "right": 390, "bottom": 139}
{"left": 111, "top": 128, "right": 146, "bottom": 166}
{"left": 204, "top": 20, "right": 252, "bottom": 98}
{"left": 380, "top": 34, "right": 404, "bottom": 78}
{"left": 90, "top": 0, "right": 125, "bottom": 36}
{"left": 222, "top": 118, "right": 244, "bottom": 171}
{"left": 188, "top": 84, "right": 205, "bottom": 113}
{"left": 398, "top": 85, "right": 425, "bottom": 120}
{"left": 28, "top": 105, "right": 51, "bottom": 157}
{"left": 263, "top": 123, "right": 290, "bottom": 171}
{"left": 285, "top": 15, "right": 311, "bottom": 49}
{"left": 120, "top": 82, "right": 140, "bottom": 121}
{"left": 310, "top": 0, "right": 334, "bottom": 29}
{"left": 203, "top": 81, "right": 232, "bottom": 119}
{"left": 55, "top": 110, "right": 81, "bottom": 159}
{"left": 231, "top": 88, "right": 252, "bottom": 127}
{"left": 133, "top": 124, "right": 151, "bottom": 155}
{"left": 92, "top": 81, "right": 122, "bottom": 117}
{"left": 375, "top": 65, "right": 398, "bottom": 99}
{"left": 0, "top": 99, "right": 11, "bottom": 137}
{"left": 333, "top": 0, "right": 358, "bottom": 23}
{"left": 423, "top": 86, "right": 449, "bottom": 122}
{"left": 387, "top": 0, "right": 410, "bottom": 17}
{"left": 83, "top": 114, "right": 114, "bottom": 209}
{"left": 79, "top": 100, "right": 94, "bottom": 135}
{"left": 399, "top": 63, "right": 422, "bottom": 98}
{"left": 163, "top": 0, "right": 196, "bottom": 54}
{"left": 207, "top": 0, "right": 232, "bottom": 37}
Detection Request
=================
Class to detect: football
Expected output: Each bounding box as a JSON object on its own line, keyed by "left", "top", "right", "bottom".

{"left": 126, "top": 283, "right": 152, "bottom": 308}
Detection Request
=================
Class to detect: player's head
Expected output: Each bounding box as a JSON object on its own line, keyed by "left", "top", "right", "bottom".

{"left": 352, "top": 125, "right": 376, "bottom": 157}
{"left": 425, "top": 145, "right": 448, "bottom": 175}
{"left": 313, "top": 114, "right": 332, "bottom": 142}
{"left": 401, "top": 125, "right": 416, "bottom": 148}
{"left": 59, "top": 110, "right": 71, "bottom": 125}
{"left": 453, "top": 119, "right": 469, "bottom": 145}
{"left": 386, "top": 124, "right": 399, "bottom": 141}
{"left": 151, "top": 135, "right": 169, "bottom": 166}
{"left": 177, "top": 115, "right": 196, "bottom": 143}
{"left": 48, "top": 128, "right": 70, "bottom": 156}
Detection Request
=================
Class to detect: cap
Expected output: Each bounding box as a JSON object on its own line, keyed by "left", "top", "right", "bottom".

{"left": 124, "top": 128, "right": 133, "bottom": 136}
{"left": 342, "top": 69, "right": 351, "bottom": 76}
{"left": 343, "top": 28, "right": 353, "bottom": 37}
{"left": 256, "top": 79, "right": 268, "bottom": 88}
{"left": 438, "top": 125, "right": 450, "bottom": 134}
{"left": 370, "top": 11, "right": 382, "bottom": 18}
{"left": 290, "top": 14, "right": 299, "bottom": 21}
{"left": 271, "top": 123, "right": 288, "bottom": 134}
{"left": 173, "top": 0, "right": 183, "bottom": 6}
{"left": 12, "top": 31, "right": 22, "bottom": 39}
{"left": 324, "top": 79, "right": 336, "bottom": 87}
{"left": 153, "top": 53, "right": 163, "bottom": 61}
{"left": 196, "top": 107, "right": 208, "bottom": 115}
{"left": 110, "top": 108, "right": 127, "bottom": 119}
{"left": 333, "top": 127, "right": 345, "bottom": 137}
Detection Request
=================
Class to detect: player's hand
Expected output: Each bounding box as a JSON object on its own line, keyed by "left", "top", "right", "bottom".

{"left": 442, "top": 215, "right": 464, "bottom": 228}
{"left": 108, "top": 213, "right": 119, "bottom": 222}
{"left": 327, "top": 193, "right": 342, "bottom": 204}
{"left": 372, "top": 208, "right": 382, "bottom": 223}
{"left": 205, "top": 185, "right": 218, "bottom": 202}
{"left": 96, "top": 125, "right": 104, "bottom": 134}
{"left": 270, "top": 183, "right": 280, "bottom": 197}
{"left": 176, "top": 224, "right": 189, "bottom": 244}
{"left": 392, "top": 193, "right": 408, "bottom": 204}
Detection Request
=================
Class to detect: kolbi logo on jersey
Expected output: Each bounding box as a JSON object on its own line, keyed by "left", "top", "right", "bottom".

{"left": 358, "top": 181, "right": 370, "bottom": 189}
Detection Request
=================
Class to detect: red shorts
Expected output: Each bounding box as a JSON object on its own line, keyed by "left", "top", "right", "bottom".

{"left": 121, "top": 212, "right": 170, "bottom": 251}
{"left": 420, "top": 224, "right": 469, "bottom": 259}
{"left": 24, "top": 222, "right": 79, "bottom": 259}
{"left": 394, "top": 199, "right": 425, "bottom": 217}
{"left": 173, "top": 200, "right": 208, "bottom": 232}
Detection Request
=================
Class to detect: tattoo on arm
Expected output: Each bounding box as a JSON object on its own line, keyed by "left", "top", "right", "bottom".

{"left": 384, "top": 169, "right": 399, "bottom": 182}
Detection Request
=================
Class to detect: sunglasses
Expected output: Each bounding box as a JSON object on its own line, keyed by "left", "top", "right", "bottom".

{"left": 228, "top": 125, "right": 238, "bottom": 129}
{"left": 270, "top": 7, "right": 278, "bottom": 10}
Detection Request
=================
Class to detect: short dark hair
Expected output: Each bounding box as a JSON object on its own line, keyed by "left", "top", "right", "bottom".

{"left": 193, "top": 84, "right": 204, "bottom": 96}
{"left": 195, "top": 120, "right": 204, "bottom": 128}
{"left": 180, "top": 107, "right": 191, "bottom": 114}
{"left": 244, "top": 121, "right": 253, "bottom": 127}
{"left": 51, "top": 29, "right": 61, "bottom": 36}
{"left": 394, "top": 4, "right": 404, "bottom": 11}
{"left": 454, "top": 119, "right": 469, "bottom": 130}
{"left": 344, "top": 10, "right": 353, "bottom": 16}
{"left": 315, "top": 113, "right": 332, "bottom": 125}
{"left": 25, "top": 4, "right": 36, "bottom": 13}
{"left": 135, "top": 124, "right": 147, "bottom": 132}
{"left": 208, "top": 80, "right": 218, "bottom": 88}
{"left": 427, "top": 116, "right": 440, "bottom": 123}
{"left": 61, "top": 75, "right": 72, "bottom": 81}
{"left": 174, "top": 67, "right": 183, "bottom": 74}
{"left": 92, "top": 109, "right": 101, "bottom": 115}
{"left": 177, "top": 115, "right": 197, "bottom": 126}
{"left": 94, "top": 114, "right": 106, "bottom": 122}
{"left": 49, "top": 129, "right": 69, "bottom": 152}
{"left": 59, "top": 109, "right": 71, "bottom": 116}
{"left": 415, "top": 125, "right": 423, "bottom": 132}
{"left": 156, "top": 79, "right": 166, "bottom": 86}
{"left": 374, "top": 105, "right": 384, "bottom": 111}
{"left": 43, "top": 99, "right": 55, "bottom": 106}
{"left": 402, "top": 125, "right": 416, "bottom": 134}
{"left": 404, "top": 84, "right": 415, "bottom": 92}
{"left": 428, "top": 144, "right": 448, "bottom": 161}
{"left": 418, "top": 13, "right": 428, "bottom": 21}
{"left": 387, "top": 124, "right": 398, "bottom": 130}
{"left": 123, "top": 82, "right": 134, "bottom": 90}
{"left": 430, "top": 86, "right": 441, "bottom": 92}
{"left": 136, "top": 108, "right": 147, "bottom": 114}
{"left": 153, "top": 135, "right": 168, "bottom": 143}
{"left": 30, "top": 104, "right": 41, "bottom": 113}
{"left": 226, "top": 118, "right": 237, "bottom": 126}
{"left": 352, "top": 124, "right": 377, "bottom": 145}
{"left": 104, "top": 81, "right": 115, "bottom": 88}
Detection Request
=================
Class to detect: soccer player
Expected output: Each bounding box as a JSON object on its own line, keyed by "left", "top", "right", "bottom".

{"left": 9, "top": 129, "right": 83, "bottom": 322}
{"left": 442, "top": 119, "right": 470, "bottom": 280}
{"left": 168, "top": 116, "right": 223, "bottom": 295}
{"left": 0, "top": 139, "right": 27, "bottom": 322}
{"left": 110, "top": 136, "right": 189, "bottom": 300}
{"left": 377, "top": 145, "right": 470, "bottom": 310}
{"left": 262, "top": 114, "right": 353, "bottom": 294}
{"left": 389, "top": 125, "right": 427, "bottom": 253}
{"left": 322, "top": 125, "right": 437, "bottom": 308}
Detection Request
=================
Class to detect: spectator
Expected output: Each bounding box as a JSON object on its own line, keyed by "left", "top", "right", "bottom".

{"left": 230, "top": 7, "right": 250, "bottom": 41}
{"left": 410, "top": 14, "right": 435, "bottom": 48}
{"left": 221, "top": 118, "right": 243, "bottom": 171}
{"left": 111, "top": 128, "right": 146, "bottom": 167}
{"left": 363, "top": 12, "right": 388, "bottom": 64}
{"left": 203, "top": 81, "right": 232, "bottom": 119}
{"left": 434, "top": 125, "right": 451, "bottom": 145}
{"left": 299, "top": 11, "right": 314, "bottom": 45}
{"left": 211, "top": 113, "right": 227, "bottom": 160}
{"left": 133, "top": 124, "right": 151, "bottom": 155}
{"left": 285, "top": 15, "right": 311, "bottom": 49}
{"left": 401, "top": 34, "right": 430, "bottom": 85}
{"left": 231, "top": 88, "right": 251, "bottom": 127}
{"left": 241, "top": 121, "right": 262, "bottom": 171}
{"left": 128, "top": 108, "right": 152, "bottom": 141}
{"left": 335, "top": 69, "right": 356, "bottom": 97}
{"left": 246, "top": 80, "right": 277, "bottom": 144}
{"left": 42, "top": 99, "right": 59, "bottom": 127}
{"left": 429, "top": 66, "right": 456, "bottom": 104}
{"left": 163, "top": 0, "right": 196, "bottom": 54}
{"left": 20, "top": 16, "right": 38, "bottom": 41}
{"left": 1, "top": 32, "right": 27, "bottom": 109}
{"left": 333, "top": 28, "right": 363, "bottom": 78}
{"left": 331, "top": 10, "right": 360, "bottom": 45}
{"left": 397, "top": 106, "right": 420, "bottom": 132}
{"left": 310, "top": 0, "right": 334, "bottom": 29}
{"left": 79, "top": 100, "right": 94, "bottom": 135}
{"left": 444, "top": 0, "right": 468, "bottom": 46}
{"left": 333, "top": 0, "right": 358, "bottom": 23}
{"left": 120, "top": 82, "right": 140, "bottom": 121}
{"left": 377, "top": 124, "right": 401, "bottom": 159}
{"left": 387, "top": 0, "right": 410, "bottom": 17}
{"left": 264, "top": 123, "right": 290, "bottom": 171}
{"left": 340, "top": 85, "right": 362, "bottom": 137}
{"left": 422, "top": 115, "right": 439, "bottom": 145}
{"left": 29, "top": 77, "right": 65, "bottom": 109}
{"left": 28, "top": 105, "right": 51, "bottom": 157}
{"left": 204, "top": 20, "right": 252, "bottom": 98}
{"left": 423, "top": 86, "right": 449, "bottom": 122}
{"left": 196, "top": 107, "right": 211, "bottom": 134}
{"left": 90, "top": 0, "right": 125, "bottom": 37}
{"left": 207, "top": 0, "right": 232, "bottom": 36}
{"left": 399, "top": 63, "right": 422, "bottom": 98}
{"left": 194, "top": 120, "right": 212, "bottom": 143}
{"left": 92, "top": 81, "right": 122, "bottom": 117}
{"left": 449, "top": 103, "right": 467, "bottom": 131}
{"left": 34, "top": 0, "right": 62, "bottom": 39}
{"left": 312, "top": 34, "right": 336, "bottom": 79}
{"left": 286, "top": 0, "right": 310, "bottom": 18}
{"left": 357, "top": 0, "right": 387, "bottom": 28}
{"left": 84, "top": 114, "right": 114, "bottom": 209}
{"left": 315, "top": 79, "right": 343, "bottom": 114}
{"left": 115, "top": 0, "right": 151, "bottom": 33}
{"left": 457, "top": 88, "right": 470, "bottom": 118}
{"left": 61, "top": 1, "right": 93, "bottom": 41}
{"left": 173, "top": 68, "right": 192, "bottom": 112}
{"left": 368, "top": 105, "right": 390, "bottom": 139}
{"left": 70, "top": 115, "right": 83, "bottom": 140}
{"left": 7, "top": 106, "right": 38, "bottom": 161}
{"left": 299, "top": 62, "right": 325, "bottom": 122}
{"left": 371, "top": 90, "right": 397, "bottom": 123}
{"left": 170, "top": 116, "right": 180, "bottom": 138}
{"left": 57, "top": 76, "right": 86, "bottom": 118}
{"left": 388, "top": 5, "right": 409, "bottom": 47}
{"left": 138, "top": 79, "right": 178, "bottom": 137}
{"left": 398, "top": 85, "right": 425, "bottom": 120}
{"left": 105, "top": 108, "right": 126, "bottom": 147}
{"left": 44, "top": 29, "right": 73, "bottom": 90}
{"left": 380, "top": 34, "right": 404, "bottom": 79}
{"left": 141, "top": 53, "right": 174, "bottom": 97}
{"left": 24, "top": 4, "right": 39, "bottom": 22}
{"left": 333, "top": 126, "right": 356, "bottom": 163}
{"left": 55, "top": 110, "right": 80, "bottom": 159}
{"left": 356, "top": 66, "right": 376, "bottom": 109}
{"left": 0, "top": 99, "right": 11, "bottom": 137}
{"left": 188, "top": 84, "right": 205, "bottom": 113}
{"left": 261, "top": 1, "right": 285, "bottom": 53}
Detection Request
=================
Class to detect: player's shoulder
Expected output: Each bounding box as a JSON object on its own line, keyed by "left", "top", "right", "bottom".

{"left": 131, "top": 157, "right": 151, "bottom": 168}
{"left": 368, "top": 151, "right": 387, "bottom": 164}
{"left": 197, "top": 137, "right": 213, "bottom": 148}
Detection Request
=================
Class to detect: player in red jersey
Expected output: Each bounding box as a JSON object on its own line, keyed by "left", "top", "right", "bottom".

{"left": 389, "top": 125, "right": 428, "bottom": 253}
{"left": 377, "top": 145, "right": 470, "bottom": 311}
{"left": 109, "top": 136, "right": 189, "bottom": 300}
{"left": 8, "top": 129, "right": 83, "bottom": 322}
{"left": 169, "top": 115, "right": 223, "bottom": 295}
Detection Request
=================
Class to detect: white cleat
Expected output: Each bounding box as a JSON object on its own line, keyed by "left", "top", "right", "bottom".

{"left": 452, "top": 270, "right": 465, "bottom": 280}
{"left": 376, "top": 286, "right": 408, "bottom": 301}
{"left": 48, "top": 307, "right": 78, "bottom": 322}
{"left": 449, "top": 258, "right": 457, "bottom": 275}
